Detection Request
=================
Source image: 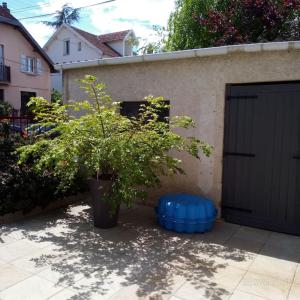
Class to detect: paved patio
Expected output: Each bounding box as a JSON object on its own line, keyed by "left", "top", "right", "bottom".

{"left": 0, "top": 203, "right": 299, "bottom": 300}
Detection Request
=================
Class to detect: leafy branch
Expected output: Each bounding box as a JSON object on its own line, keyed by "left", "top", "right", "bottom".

{"left": 18, "top": 75, "right": 212, "bottom": 209}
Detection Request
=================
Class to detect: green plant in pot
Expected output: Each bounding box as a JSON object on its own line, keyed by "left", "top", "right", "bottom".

{"left": 18, "top": 75, "right": 212, "bottom": 228}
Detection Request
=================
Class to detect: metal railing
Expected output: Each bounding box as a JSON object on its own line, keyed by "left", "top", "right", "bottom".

{"left": 0, "top": 64, "right": 11, "bottom": 83}
{"left": 0, "top": 115, "right": 33, "bottom": 138}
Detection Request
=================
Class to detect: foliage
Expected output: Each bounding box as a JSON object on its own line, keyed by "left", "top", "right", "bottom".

{"left": 0, "top": 123, "right": 84, "bottom": 216}
{"left": 197, "top": 0, "right": 300, "bottom": 46}
{"left": 166, "top": 0, "right": 217, "bottom": 51}
{"left": 1, "top": 159, "right": 66, "bottom": 215}
{"left": 51, "top": 89, "right": 63, "bottom": 104}
{"left": 0, "top": 101, "right": 12, "bottom": 116}
{"left": 166, "top": 0, "right": 300, "bottom": 50}
{"left": 18, "top": 75, "right": 212, "bottom": 212}
{"left": 0, "top": 125, "right": 24, "bottom": 160}
{"left": 43, "top": 4, "right": 80, "bottom": 29}
{"left": 132, "top": 26, "right": 168, "bottom": 54}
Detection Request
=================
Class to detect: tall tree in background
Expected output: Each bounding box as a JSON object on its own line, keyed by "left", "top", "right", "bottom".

{"left": 198, "top": 0, "right": 300, "bottom": 46}
{"left": 166, "top": 0, "right": 300, "bottom": 51}
{"left": 166, "top": 0, "right": 217, "bottom": 51}
{"left": 43, "top": 4, "right": 80, "bottom": 29}
{"left": 134, "top": 25, "right": 168, "bottom": 54}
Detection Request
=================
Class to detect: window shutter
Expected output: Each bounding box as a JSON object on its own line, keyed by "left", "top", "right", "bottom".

{"left": 20, "top": 54, "right": 26, "bottom": 72}
{"left": 36, "top": 58, "right": 42, "bottom": 74}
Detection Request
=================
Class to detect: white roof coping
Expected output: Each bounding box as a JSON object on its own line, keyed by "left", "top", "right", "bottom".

{"left": 195, "top": 46, "right": 228, "bottom": 57}
{"left": 244, "top": 43, "right": 262, "bottom": 52}
{"left": 56, "top": 41, "right": 300, "bottom": 71}
{"left": 262, "top": 41, "right": 290, "bottom": 51}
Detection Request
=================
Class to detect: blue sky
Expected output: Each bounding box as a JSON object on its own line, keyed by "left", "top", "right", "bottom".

{"left": 7, "top": 0, "right": 175, "bottom": 47}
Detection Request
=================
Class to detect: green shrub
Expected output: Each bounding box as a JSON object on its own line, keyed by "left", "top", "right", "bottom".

{"left": 0, "top": 126, "right": 85, "bottom": 216}
{"left": 0, "top": 155, "right": 85, "bottom": 216}
{"left": 51, "top": 89, "right": 63, "bottom": 104}
{"left": 18, "top": 75, "right": 212, "bottom": 213}
{"left": 0, "top": 101, "right": 12, "bottom": 116}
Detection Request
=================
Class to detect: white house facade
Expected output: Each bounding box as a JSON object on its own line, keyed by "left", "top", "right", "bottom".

{"left": 43, "top": 24, "right": 135, "bottom": 92}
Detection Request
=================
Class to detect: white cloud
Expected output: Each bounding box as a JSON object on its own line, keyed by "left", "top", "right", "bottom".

{"left": 18, "top": 0, "right": 175, "bottom": 46}
{"left": 22, "top": 21, "right": 55, "bottom": 47}
{"left": 90, "top": 0, "right": 174, "bottom": 35}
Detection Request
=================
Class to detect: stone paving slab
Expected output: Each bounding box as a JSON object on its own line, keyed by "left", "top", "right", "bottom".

{"left": 0, "top": 261, "right": 31, "bottom": 292}
{"left": 288, "top": 283, "right": 300, "bottom": 300}
{"left": 0, "top": 203, "right": 299, "bottom": 300}
{"left": 0, "top": 275, "right": 64, "bottom": 300}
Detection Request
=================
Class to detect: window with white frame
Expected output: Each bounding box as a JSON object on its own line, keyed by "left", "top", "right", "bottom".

{"left": 20, "top": 55, "right": 42, "bottom": 74}
{"left": 78, "top": 42, "right": 81, "bottom": 51}
{"left": 26, "top": 57, "right": 34, "bottom": 73}
{"left": 63, "top": 39, "right": 70, "bottom": 55}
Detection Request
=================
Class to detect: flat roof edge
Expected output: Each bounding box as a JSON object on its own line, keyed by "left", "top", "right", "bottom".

{"left": 56, "top": 41, "right": 300, "bottom": 71}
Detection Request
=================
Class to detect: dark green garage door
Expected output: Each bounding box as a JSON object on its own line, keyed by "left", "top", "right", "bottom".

{"left": 222, "top": 82, "right": 300, "bottom": 235}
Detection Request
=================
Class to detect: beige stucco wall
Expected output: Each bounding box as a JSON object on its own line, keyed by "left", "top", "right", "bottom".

{"left": 0, "top": 23, "right": 51, "bottom": 109}
{"left": 63, "top": 49, "right": 300, "bottom": 208}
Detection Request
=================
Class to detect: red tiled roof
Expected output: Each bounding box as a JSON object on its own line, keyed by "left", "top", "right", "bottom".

{"left": 97, "top": 30, "right": 132, "bottom": 43}
{"left": 0, "top": 6, "right": 15, "bottom": 19}
{"left": 71, "top": 27, "right": 131, "bottom": 57}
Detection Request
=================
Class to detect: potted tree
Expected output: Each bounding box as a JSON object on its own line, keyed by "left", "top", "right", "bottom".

{"left": 18, "top": 75, "right": 211, "bottom": 228}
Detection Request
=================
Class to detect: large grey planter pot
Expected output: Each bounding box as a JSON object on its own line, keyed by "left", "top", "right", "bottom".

{"left": 88, "top": 178, "right": 119, "bottom": 228}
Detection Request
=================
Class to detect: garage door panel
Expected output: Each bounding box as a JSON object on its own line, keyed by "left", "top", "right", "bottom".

{"left": 224, "top": 93, "right": 256, "bottom": 155}
{"left": 279, "top": 93, "right": 300, "bottom": 226}
{"left": 222, "top": 82, "right": 300, "bottom": 235}
{"left": 268, "top": 95, "right": 287, "bottom": 223}
{"left": 287, "top": 161, "right": 300, "bottom": 225}
{"left": 223, "top": 157, "right": 255, "bottom": 212}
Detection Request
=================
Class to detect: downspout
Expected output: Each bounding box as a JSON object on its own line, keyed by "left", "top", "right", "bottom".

{"left": 61, "top": 64, "right": 70, "bottom": 103}
{"left": 60, "top": 64, "right": 64, "bottom": 102}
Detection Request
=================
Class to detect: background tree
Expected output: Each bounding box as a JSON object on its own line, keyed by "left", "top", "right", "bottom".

{"left": 166, "top": 0, "right": 300, "bottom": 50}
{"left": 134, "top": 26, "right": 168, "bottom": 54}
{"left": 43, "top": 4, "right": 80, "bottom": 29}
{"left": 197, "top": 0, "right": 300, "bottom": 46}
{"left": 166, "top": 0, "right": 217, "bottom": 51}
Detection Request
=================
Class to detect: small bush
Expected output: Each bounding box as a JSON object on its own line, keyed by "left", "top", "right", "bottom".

{"left": 0, "top": 157, "right": 84, "bottom": 215}
{"left": 0, "top": 101, "right": 12, "bottom": 116}
{"left": 0, "top": 126, "right": 85, "bottom": 216}
{"left": 51, "top": 89, "right": 63, "bottom": 104}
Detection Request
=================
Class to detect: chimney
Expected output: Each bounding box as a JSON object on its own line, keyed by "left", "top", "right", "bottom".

{"left": 2, "top": 2, "right": 10, "bottom": 12}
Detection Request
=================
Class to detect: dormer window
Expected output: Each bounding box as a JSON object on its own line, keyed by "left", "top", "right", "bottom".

{"left": 78, "top": 42, "right": 82, "bottom": 51}
{"left": 63, "top": 39, "right": 70, "bottom": 55}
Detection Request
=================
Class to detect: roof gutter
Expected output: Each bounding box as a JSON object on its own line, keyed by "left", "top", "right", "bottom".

{"left": 56, "top": 41, "right": 300, "bottom": 71}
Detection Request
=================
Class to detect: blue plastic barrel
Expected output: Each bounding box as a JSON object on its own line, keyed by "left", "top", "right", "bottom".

{"left": 156, "top": 193, "right": 217, "bottom": 233}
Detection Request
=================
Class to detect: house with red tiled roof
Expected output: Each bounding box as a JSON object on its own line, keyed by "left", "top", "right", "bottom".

{"left": 43, "top": 24, "right": 135, "bottom": 92}
{"left": 0, "top": 2, "right": 54, "bottom": 113}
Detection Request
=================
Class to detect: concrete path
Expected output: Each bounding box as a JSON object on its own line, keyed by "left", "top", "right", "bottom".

{"left": 0, "top": 203, "right": 299, "bottom": 300}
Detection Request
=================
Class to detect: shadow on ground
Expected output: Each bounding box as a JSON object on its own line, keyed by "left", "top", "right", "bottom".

{"left": 0, "top": 202, "right": 286, "bottom": 300}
